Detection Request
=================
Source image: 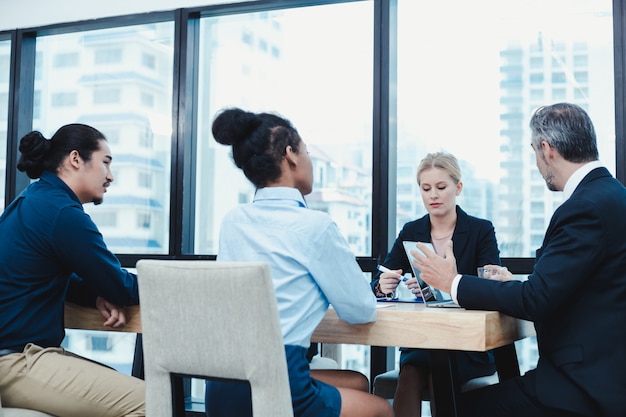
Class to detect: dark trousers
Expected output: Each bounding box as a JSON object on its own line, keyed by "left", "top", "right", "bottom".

{"left": 461, "top": 371, "right": 587, "bottom": 417}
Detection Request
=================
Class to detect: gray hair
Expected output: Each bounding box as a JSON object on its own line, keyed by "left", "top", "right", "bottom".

{"left": 529, "top": 102, "right": 599, "bottom": 163}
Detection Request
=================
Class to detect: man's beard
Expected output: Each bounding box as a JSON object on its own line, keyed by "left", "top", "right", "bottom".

{"left": 543, "top": 170, "right": 557, "bottom": 191}
{"left": 539, "top": 153, "right": 558, "bottom": 191}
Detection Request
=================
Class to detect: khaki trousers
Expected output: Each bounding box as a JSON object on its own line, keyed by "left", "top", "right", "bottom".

{"left": 0, "top": 343, "right": 145, "bottom": 417}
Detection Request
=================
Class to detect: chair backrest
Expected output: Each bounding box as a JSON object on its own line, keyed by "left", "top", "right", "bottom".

{"left": 137, "top": 260, "right": 293, "bottom": 417}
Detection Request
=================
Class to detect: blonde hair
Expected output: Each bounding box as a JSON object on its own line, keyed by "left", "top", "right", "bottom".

{"left": 417, "top": 152, "right": 462, "bottom": 185}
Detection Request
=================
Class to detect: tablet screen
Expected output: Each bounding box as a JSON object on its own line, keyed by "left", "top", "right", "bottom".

{"left": 402, "top": 241, "right": 436, "bottom": 302}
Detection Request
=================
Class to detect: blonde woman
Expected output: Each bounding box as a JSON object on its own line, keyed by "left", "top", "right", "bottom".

{"left": 372, "top": 152, "right": 500, "bottom": 417}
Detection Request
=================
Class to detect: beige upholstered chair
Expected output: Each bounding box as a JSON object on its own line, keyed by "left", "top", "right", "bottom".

{"left": 137, "top": 260, "right": 293, "bottom": 417}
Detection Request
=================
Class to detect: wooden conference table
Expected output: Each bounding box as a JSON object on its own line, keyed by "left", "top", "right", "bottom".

{"left": 311, "top": 302, "right": 535, "bottom": 417}
{"left": 65, "top": 302, "right": 534, "bottom": 417}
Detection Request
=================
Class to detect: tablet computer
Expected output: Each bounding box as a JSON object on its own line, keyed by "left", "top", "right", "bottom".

{"left": 402, "top": 241, "right": 462, "bottom": 308}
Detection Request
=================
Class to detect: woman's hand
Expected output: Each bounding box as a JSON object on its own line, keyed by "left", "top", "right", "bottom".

{"left": 378, "top": 269, "right": 404, "bottom": 294}
{"left": 402, "top": 276, "right": 421, "bottom": 296}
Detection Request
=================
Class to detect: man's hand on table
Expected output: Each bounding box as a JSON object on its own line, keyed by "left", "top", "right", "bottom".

{"left": 95, "top": 296, "right": 127, "bottom": 328}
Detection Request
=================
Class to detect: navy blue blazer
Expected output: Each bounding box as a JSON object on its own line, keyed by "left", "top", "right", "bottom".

{"left": 371, "top": 206, "right": 501, "bottom": 381}
{"left": 372, "top": 206, "right": 500, "bottom": 287}
{"left": 459, "top": 167, "right": 626, "bottom": 416}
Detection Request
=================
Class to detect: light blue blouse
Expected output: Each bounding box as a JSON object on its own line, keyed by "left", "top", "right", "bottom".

{"left": 217, "top": 186, "right": 377, "bottom": 347}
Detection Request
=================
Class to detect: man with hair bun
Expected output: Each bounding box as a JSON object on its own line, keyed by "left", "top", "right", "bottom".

{"left": 0, "top": 123, "right": 145, "bottom": 416}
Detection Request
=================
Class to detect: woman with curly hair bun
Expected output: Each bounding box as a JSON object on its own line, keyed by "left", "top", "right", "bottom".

{"left": 205, "top": 108, "right": 393, "bottom": 417}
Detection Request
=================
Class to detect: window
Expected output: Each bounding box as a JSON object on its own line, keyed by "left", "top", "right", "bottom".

{"left": 237, "top": 192, "right": 249, "bottom": 204}
{"left": 140, "top": 91, "right": 154, "bottom": 107}
{"left": 530, "top": 233, "right": 544, "bottom": 248}
{"left": 398, "top": 166, "right": 414, "bottom": 177}
{"left": 397, "top": 0, "right": 613, "bottom": 377}
{"left": 531, "top": 185, "right": 545, "bottom": 195}
{"left": 137, "top": 212, "right": 151, "bottom": 229}
{"left": 0, "top": 93, "right": 6, "bottom": 116}
{"left": 242, "top": 31, "right": 253, "bottom": 45}
{"left": 33, "top": 91, "right": 41, "bottom": 119}
{"left": 530, "top": 89, "right": 544, "bottom": 100}
{"left": 574, "top": 55, "right": 588, "bottom": 67}
{"left": 552, "top": 88, "right": 566, "bottom": 100}
{"left": 51, "top": 92, "right": 77, "bottom": 107}
{"left": 139, "top": 128, "right": 153, "bottom": 148}
{"left": 138, "top": 171, "right": 151, "bottom": 188}
{"left": 89, "top": 336, "right": 112, "bottom": 351}
{"left": 93, "top": 88, "right": 121, "bottom": 105}
{"left": 53, "top": 52, "right": 79, "bottom": 68}
{"left": 531, "top": 201, "right": 544, "bottom": 212}
{"left": 397, "top": 0, "right": 614, "bottom": 260}
{"left": 107, "top": 129, "right": 120, "bottom": 145}
{"left": 397, "top": 184, "right": 413, "bottom": 195}
{"left": 574, "top": 71, "right": 588, "bottom": 83}
{"left": 89, "top": 211, "right": 117, "bottom": 227}
{"left": 552, "top": 56, "right": 566, "bottom": 67}
{"left": 529, "top": 56, "right": 543, "bottom": 68}
{"left": 94, "top": 48, "right": 122, "bottom": 64}
{"left": 530, "top": 217, "right": 544, "bottom": 229}
{"left": 0, "top": 40, "right": 8, "bottom": 211}
{"left": 141, "top": 52, "right": 156, "bottom": 70}
{"left": 271, "top": 46, "right": 280, "bottom": 59}
{"left": 193, "top": 2, "right": 373, "bottom": 259}
{"left": 573, "top": 41, "right": 588, "bottom": 51}
{"left": 0, "top": 51, "right": 9, "bottom": 75}
{"left": 552, "top": 41, "right": 566, "bottom": 52}
{"left": 575, "top": 87, "right": 589, "bottom": 100}
{"left": 33, "top": 22, "right": 174, "bottom": 255}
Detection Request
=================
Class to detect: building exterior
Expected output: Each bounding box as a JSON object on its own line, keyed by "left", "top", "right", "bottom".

{"left": 498, "top": 33, "right": 614, "bottom": 257}
{"left": 31, "top": 25, "right": 175, "bottom": 254}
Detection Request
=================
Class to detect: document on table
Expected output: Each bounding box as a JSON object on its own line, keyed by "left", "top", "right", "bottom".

{"left": 376, "top": 303, "right": 395, "bottom": 308}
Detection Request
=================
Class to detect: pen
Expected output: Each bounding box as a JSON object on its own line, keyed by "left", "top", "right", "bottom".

{"left": 377, "top": 264, "right": 408, "bottom": 282}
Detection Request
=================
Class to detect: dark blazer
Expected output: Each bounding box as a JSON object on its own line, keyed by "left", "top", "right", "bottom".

{"left": 372, "top": 206, "right": 500, "bottom": 287}
{"left": 372, "top": 206, "right": 501, "bottom": 381}
{"left": 459, "top": 167, "right": 626, "bottom": 416}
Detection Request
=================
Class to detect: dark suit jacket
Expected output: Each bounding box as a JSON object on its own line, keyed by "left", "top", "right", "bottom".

{"left": 371, "top": 206, "right": 501, "bottom": 381}
{"left": 459, "top": 167, "right": 626, "bottom": 416}
{"left": 372, "top": 206, "right": 500, "bottom": 287}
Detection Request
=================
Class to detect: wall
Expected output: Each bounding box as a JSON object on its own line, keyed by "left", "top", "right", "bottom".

{"left": 0, "top": 0, "right": 234, "bottom": 31}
